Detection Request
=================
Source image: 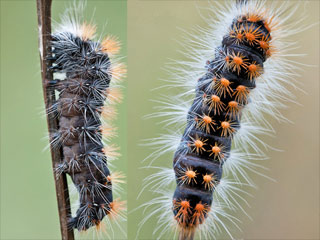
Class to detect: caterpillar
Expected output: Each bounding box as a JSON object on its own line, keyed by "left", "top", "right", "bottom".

{"left": 140, "top": 0, "right": 311, "bottom": 239}
{"left": 171, "top": 3, "right": 270, "bottom": 237}
{"left": 46, "top": 3, "right": 126, "bottom": 236}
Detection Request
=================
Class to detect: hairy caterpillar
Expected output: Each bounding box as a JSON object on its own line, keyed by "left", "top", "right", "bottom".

{"left": 47, "top": 3, "right": 126, "bottom": 235}
{"left": 171, "top": 3, "right": 270, "bottom": 238}
{"left": 140, "top": 0, "right": 311, "bottom": 239}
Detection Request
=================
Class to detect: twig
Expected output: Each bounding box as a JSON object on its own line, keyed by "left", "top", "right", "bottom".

{"left": 36, "top": 0, "right": 74, "bottom": 239}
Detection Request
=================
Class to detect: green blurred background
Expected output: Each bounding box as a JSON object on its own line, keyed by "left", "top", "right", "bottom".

{"left": 1, "top": 0, "right": 319, "bottom": 240}
{"left": 127, "top": 1, "right": 319, "bottom": 240}
{"left": 0, "top": 1, "right": 126, "bottom": 239}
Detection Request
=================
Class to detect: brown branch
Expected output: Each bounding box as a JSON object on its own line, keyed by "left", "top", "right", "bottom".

{"left": 36, "top": 0, "right": 74, "bottom": 239}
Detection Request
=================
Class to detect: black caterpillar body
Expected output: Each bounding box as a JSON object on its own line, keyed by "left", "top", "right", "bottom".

{"left": 48, "top": 32, "right": 115, "bottom": 231}
{"left": 172, "top": 14, "right": 272, "bottom": 235}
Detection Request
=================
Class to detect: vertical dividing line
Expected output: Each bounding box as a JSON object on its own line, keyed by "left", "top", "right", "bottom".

{"left": 36, "top": 0, "right": 75, "bottom": 239}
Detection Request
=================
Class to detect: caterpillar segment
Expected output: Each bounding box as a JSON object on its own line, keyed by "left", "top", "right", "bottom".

{"left": 172, "top": 12, "right": 272, "bottom": 237}
{"left": 47, "top": 19, "right": 125, "bottom": 232}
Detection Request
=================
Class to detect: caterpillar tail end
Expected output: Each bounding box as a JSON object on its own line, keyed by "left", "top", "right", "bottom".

{"left": 179, "top": 228, "right": 195, "bottom": 240}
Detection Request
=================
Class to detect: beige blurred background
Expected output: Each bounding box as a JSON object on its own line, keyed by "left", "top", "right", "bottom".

{"left": 127, "top": 0, "right": 319, "bottom": 239}
{"left": 0, "top": 0, "right": 319, "bottom": 239}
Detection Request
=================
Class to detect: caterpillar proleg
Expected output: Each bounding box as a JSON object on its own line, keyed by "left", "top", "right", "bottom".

{"left": 46, "top": 2, "right": 126, "bottom": 236}
{"left": 140, "top": 0, "right": 313, "bottom": 239}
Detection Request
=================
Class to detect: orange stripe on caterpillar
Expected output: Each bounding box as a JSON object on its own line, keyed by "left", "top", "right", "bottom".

{"left": 101, "top": 35, "right": 121, "bottom": 55}
{"left": 226, "top": 51, "right": 249, "bottom": 74}
{"left": 80, "top": 22, "right": 97, "bottom": 41}
{"left": 203, "top": 93, "right": 226, "bottom": 115}
{"left": 213, "top": 77, "right": 234, "bottom": 98}
{"left": 188, "top": 135, "right": 208, "bottom": 154}
{"left": 105, "top": 87, "right": 123, "bottom": 104}
{"left": 195, "top": 114, "right": 216, "bottom": 133}
{"left": 110, "top": 63, "right": 127, "bottom": 82}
